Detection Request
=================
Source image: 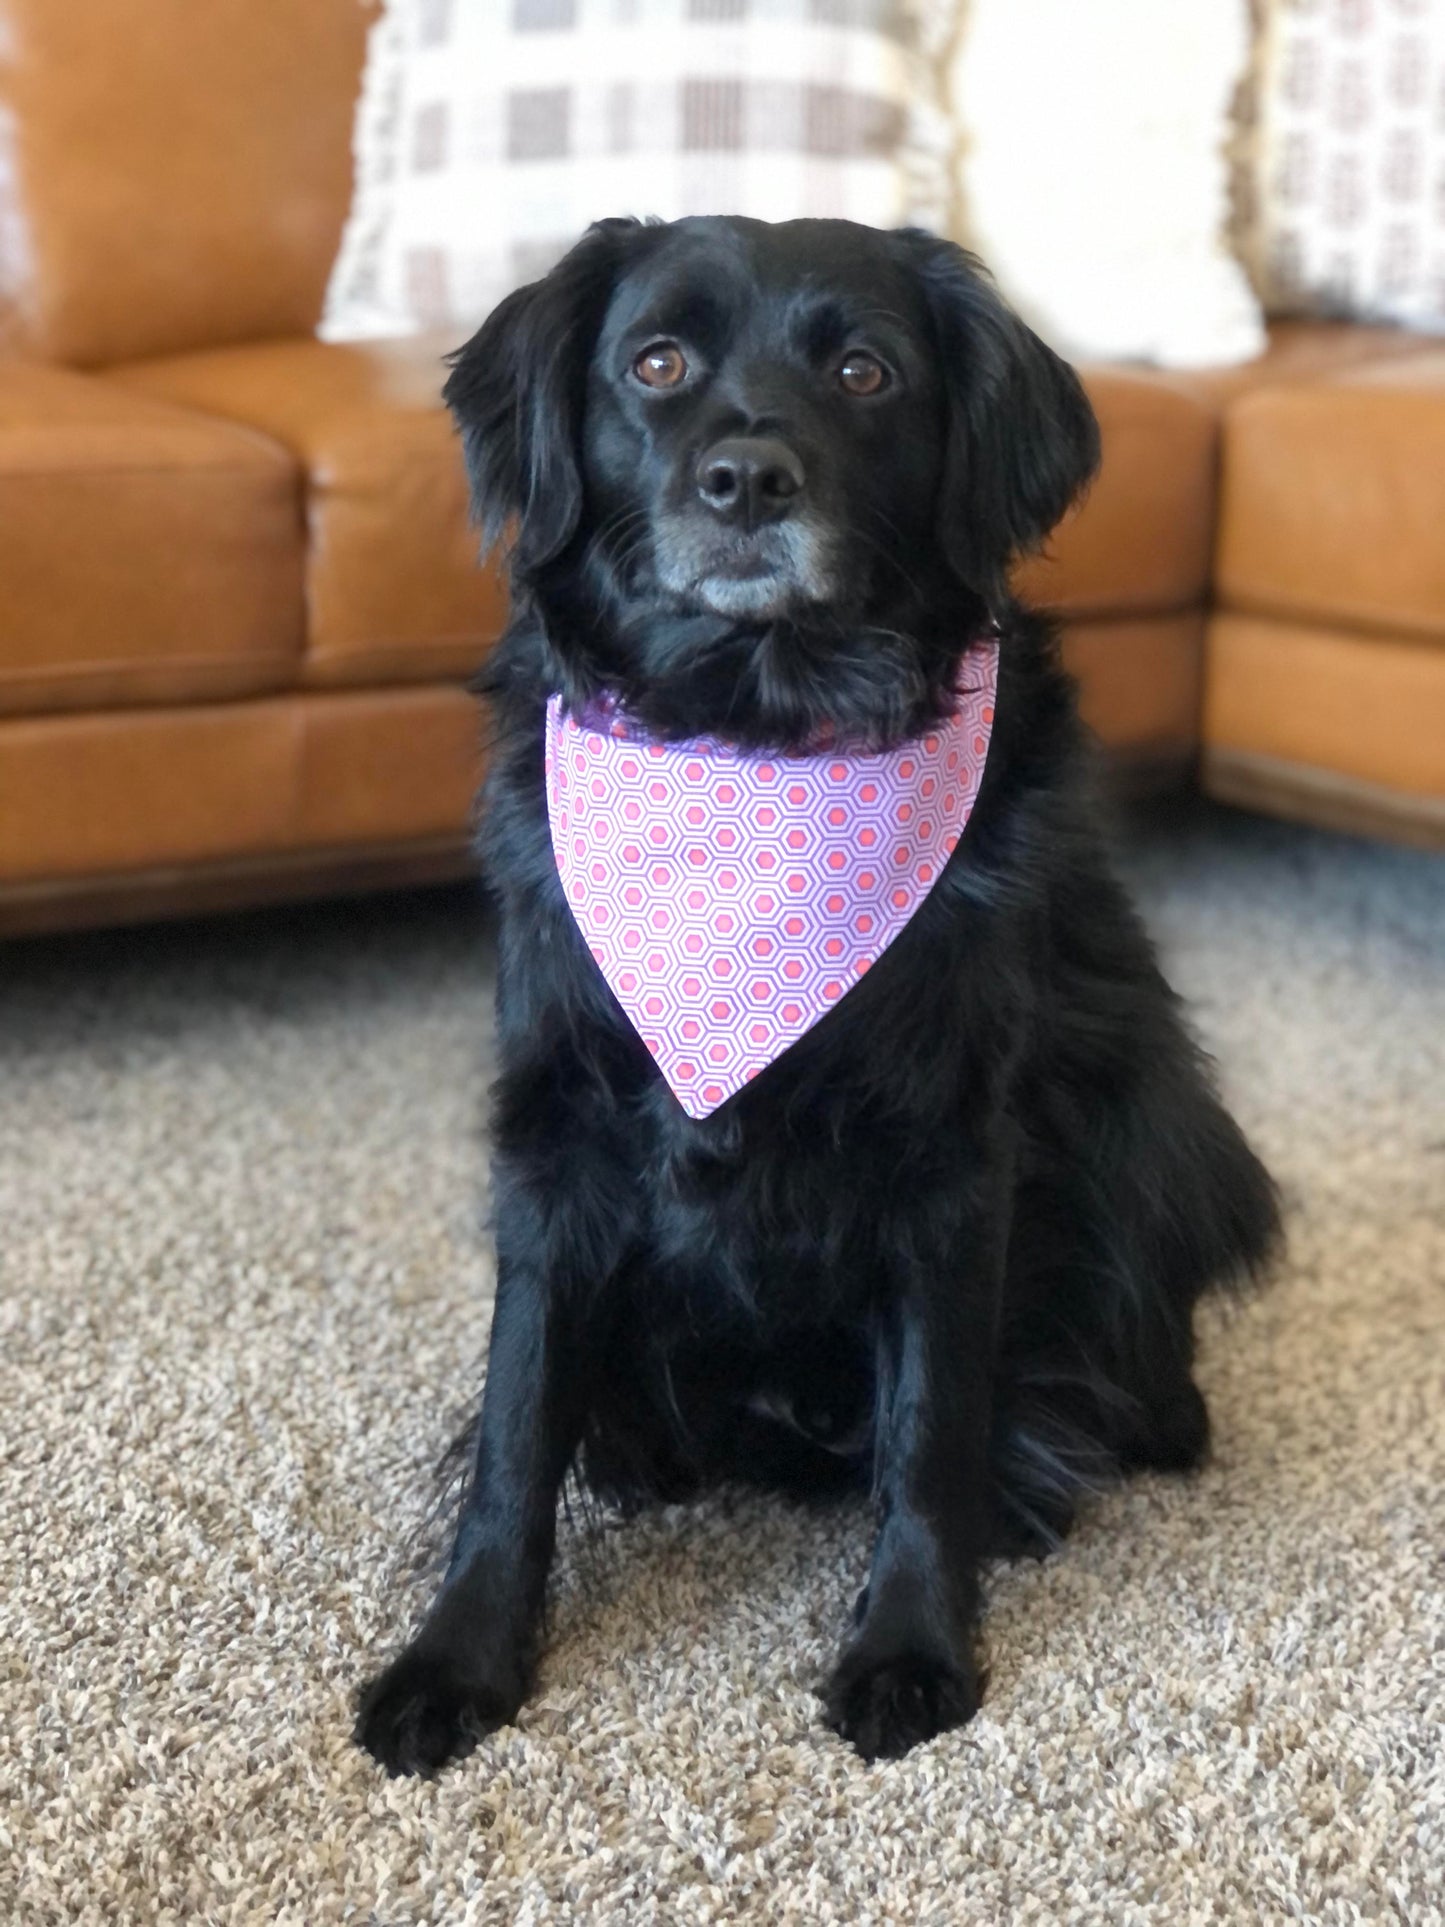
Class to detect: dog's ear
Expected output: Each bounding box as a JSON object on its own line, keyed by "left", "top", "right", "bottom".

{"left": 894, "top": 230, "right": 1100, "bottom": 609}
{"left": 443, "top": 218, "right": 644, "bottom": 577}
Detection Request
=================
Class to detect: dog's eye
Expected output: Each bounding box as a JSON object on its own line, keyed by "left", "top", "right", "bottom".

{"left": 633, "top": 342, "right": 689, "bottom": 390}
{"left": 838, "top": 351, "right": 889, "bottom": 398}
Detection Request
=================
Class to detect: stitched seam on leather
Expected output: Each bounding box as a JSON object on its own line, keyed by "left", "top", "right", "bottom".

{"left": 305, "top": 634, "right": 490, "bottom": 658}
{"left": 1215, "top": 593, "right": 1445, "bottom": 644}
{"left": 0, "top": 655, "right": 299, "bottom": 685}
{"left": 0, "top": 459, "right": 297, "bottom": 478}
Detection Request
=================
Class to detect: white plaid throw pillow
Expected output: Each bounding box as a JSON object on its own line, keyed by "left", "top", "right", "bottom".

{"left": 322, "top": 0, "right": 951, "bottom": 342}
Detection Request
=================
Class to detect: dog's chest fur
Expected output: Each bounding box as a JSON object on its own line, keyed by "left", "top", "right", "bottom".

{"left": 482, "top": 629, "right": 1052, "bottom": 1352}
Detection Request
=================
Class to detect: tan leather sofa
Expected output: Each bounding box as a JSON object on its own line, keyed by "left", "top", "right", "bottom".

{"left": 2, "top": 2, "right": 1441, "bottom": 939}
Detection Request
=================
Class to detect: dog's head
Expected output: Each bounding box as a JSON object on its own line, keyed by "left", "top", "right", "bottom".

{"left": 446, "top": 216, "right": 1098, "bottom": 744}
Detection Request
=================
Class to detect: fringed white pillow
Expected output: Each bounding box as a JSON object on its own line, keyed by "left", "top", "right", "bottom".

{"left": 940, "top": 0, "right": 1266, "bottom": 367}
{"left": 322, "top": 0, "right": 952, "bottom": 342}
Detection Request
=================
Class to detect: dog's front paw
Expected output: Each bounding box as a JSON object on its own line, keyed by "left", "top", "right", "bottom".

{"left": 355, "top": 1643, "right": 523, "bottom": 1778}
{"left": 823, "top": 1642, "right": 982, "bottom": 1761}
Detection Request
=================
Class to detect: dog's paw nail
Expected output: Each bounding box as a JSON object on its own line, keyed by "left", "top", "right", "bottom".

{"left": 355, "top": 1646, "right": 517, "bottom": 1778}
{"left": 823, "top": 1647, "right": 981, "bottom": 1762}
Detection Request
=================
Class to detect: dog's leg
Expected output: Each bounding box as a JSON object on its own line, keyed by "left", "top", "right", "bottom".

{"left": 823, "top": 1129, "right": 1015, "bottom": 1761}
{"left": 354, "top": 1239, "right": 585, "bottom": 1777}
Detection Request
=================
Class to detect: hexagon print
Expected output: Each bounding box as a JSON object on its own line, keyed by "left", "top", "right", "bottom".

{"left": 545, "top": 640, "right": 998, "bottom": 1118}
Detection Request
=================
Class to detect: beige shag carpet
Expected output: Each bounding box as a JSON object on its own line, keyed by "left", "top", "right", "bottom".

{"left": 2, "top": 801, "right": 1442, "bottom": 1926}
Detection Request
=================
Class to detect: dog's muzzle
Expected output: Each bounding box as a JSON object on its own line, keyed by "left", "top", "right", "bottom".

{"left": 650, "top": 433, "right": 839, "bottom": 620}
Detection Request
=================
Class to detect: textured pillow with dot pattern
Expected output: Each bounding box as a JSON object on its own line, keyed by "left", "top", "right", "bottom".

{"left": 1235, "top": 0, "right": 1445, "bottom": 332}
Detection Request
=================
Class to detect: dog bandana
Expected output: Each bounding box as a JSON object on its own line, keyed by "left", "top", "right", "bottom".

{"left": 544, "top": 639, "right": 998, "bottom": 1119}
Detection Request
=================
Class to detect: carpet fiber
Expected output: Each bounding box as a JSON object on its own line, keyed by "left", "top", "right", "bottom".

{"left": 3, "top": 802, "right": 1441, "bottom": 1926}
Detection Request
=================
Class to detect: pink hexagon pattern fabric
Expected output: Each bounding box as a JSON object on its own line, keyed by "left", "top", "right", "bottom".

{"left": 544, "top": 638, "right": 999, "bottom": 1119}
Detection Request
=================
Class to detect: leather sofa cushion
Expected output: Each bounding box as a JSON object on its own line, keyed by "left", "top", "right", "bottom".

{"left": 0, "top": 0, "right": 373, "bottom": 366}
{"left": 1204, "top": 613, "right": 1445, "bottom": 807}
{"left": 1015, "top": 369, "right": 1215, "bottom": 618}
{"left": 0, "top": 618, "right": 1196, "bottom": 899}
{"left": 1217, "top": 349, "right": 1445, "bottom": 642}
{"left": 116, "top": 343, "right": 1210, "bottom": 665}
{"left": 1165, "top": 319, "right": 1430, "bottom": 408}
{"left": 112, "top": 337, "right": 506, "bottom": 686}
{"left": 0, "top": 684, "right": 481, "bottom": 883}
{"left": 0, "top": 362, "right": 304, "bottom": 716}
{"left": 1062, "top": 612, "right": 1202, "bottom": 758}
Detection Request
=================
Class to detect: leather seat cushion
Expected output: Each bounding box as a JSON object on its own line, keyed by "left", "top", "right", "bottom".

{"left": 1062, "top": 612, "right": 1202, "bottom": 757}
{"left": 112, "top": 337, "right": 507, "bottom": 686}
{"left": 1216, "top": 349, "right": 1445, "bottom": 642}
{"left": 0, "top": 361, "right": 304, "bottom": 716}
{"left": 1204, "top": 613, "right": 1445, "bottom": 807}
{"left": 1014, "top": 368, "right": 1216, "bottom": 618}
{"left": 116, "top": 340, "right": 1212, "bottom": 661}
{"left": 0, "top": 684, "right": 481, "bottom": 884}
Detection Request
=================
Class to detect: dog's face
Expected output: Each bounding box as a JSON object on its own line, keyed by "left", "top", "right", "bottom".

{"left": 446, "top": 217, "right": 1098, "bottom": 744}
{"left": 581, "top": 219, "right": 953, "bottom": 626}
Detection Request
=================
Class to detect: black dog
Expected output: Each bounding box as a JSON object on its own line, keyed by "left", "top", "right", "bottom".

{"left": 356, "top": 216, "right": 1279, "bottom": 1775}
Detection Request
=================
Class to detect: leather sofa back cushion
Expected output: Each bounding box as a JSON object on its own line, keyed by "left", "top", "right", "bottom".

{"left": 0, "top": 361, "right": 305, "bottom": 715}
{"left": 0, "top": 0, "right": 375, "bottom": 367}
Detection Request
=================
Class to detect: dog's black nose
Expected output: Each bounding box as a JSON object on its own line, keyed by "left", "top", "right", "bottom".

{"left": 695, "top": 437, "right": 805, "bottom": 526}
